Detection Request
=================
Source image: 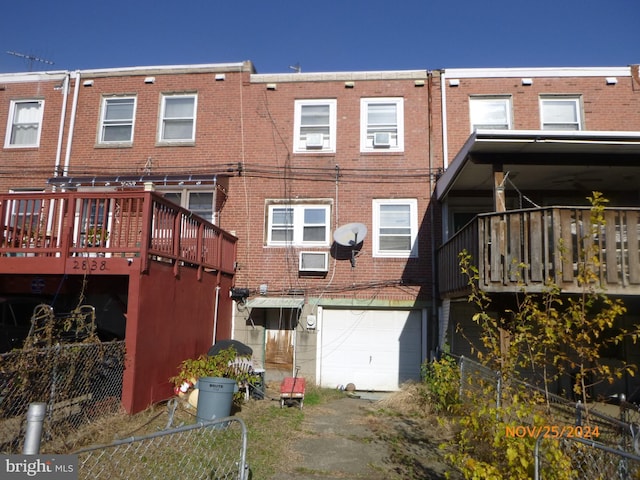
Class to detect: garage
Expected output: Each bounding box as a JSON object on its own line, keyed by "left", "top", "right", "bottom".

{"left": 318, "top": 308, "right": 425, "bottom": 391}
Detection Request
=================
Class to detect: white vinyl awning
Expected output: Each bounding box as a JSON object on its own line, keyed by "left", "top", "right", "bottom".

{"left": 245, "top": 297, "right": 304, "bottom": 309}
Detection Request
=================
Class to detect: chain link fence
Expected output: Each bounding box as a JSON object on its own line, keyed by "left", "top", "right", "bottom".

{"left": 75, "top": 416, "right": 248, "bottom": 480}
{"left": 456, "top": 355, "right": 640, "bottom": 477}
{"left": 0, "top": 341, "right": 125, "bottom": 454}
{"left": 535, "top": 435, "right": 640, "bottom": 479}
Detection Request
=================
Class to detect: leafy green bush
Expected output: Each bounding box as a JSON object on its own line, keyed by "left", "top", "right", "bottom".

{"left": 170, "top": 346, "right": 259, "bottom": 404}
{"left": 421, "top": 355, "right": 461, "bottom": 413}
{"left": 446, "top": 387, "right": 573, "bottom": 480}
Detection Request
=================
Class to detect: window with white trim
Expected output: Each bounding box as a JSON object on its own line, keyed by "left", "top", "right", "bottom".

{"left": 372, "top": 199, "right": 418, "bottom": 258}
{"left": 293, "top": 99, "right": 337, "bottom": 153}
{"left": 469, "top": 96, "right": 512, "bottom": 131}
{"left": 100, "top": 96, "right": 136, "bottom": 143}
{"left": 360, "top": 98, "right": 404, "bottom": 152}
{"left": 267, "top": 203, "right": 330, "bottom": 246}
{"left": 5, "top": 100, "right": 44, "bottom": 148}
{"left": 159, "top": 94, "right": 197, "bottom": 142}
{"left": 540, "top": 96, "right": 582, "bottom": 130}
{"left": 6, "top": 189, "right": 44, "bottom": 232}
{"left": 163, "top": 190, "right": 216, "bottom": 224}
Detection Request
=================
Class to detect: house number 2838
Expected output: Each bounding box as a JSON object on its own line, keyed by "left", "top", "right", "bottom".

{"left": 72, "top": 259, "right": 107, "bottom": 272}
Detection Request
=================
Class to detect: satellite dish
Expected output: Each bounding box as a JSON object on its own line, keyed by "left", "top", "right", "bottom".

{"left": 333, "top": 223, "right": 368, "bottom": 247}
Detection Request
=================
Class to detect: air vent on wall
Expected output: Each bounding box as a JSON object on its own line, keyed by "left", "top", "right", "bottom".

{"left": 299, "top": 251, "right": 328, "bottom": 272}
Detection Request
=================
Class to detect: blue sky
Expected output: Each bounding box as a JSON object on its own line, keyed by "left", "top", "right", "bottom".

{"left": 1, "top": 0, "right": 638, "bottom": 74}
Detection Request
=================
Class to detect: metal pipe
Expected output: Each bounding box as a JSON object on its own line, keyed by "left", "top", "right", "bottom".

{"left": 23, "top": 402, "right": 47, "bottom": 454}
{"left": 213, "top": 285, "right": 221, "bottom": 344}
{"left": 53, "top": 73, "right": 70, "bottom": 187}
{"left": 62, "top": 71, "right": 81, "bottom": 178}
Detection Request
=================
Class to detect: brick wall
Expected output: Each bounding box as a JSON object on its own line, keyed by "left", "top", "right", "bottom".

{"left": 223, "top": 73, "right": 436, "bottom": 302}
{"left": 0, "top": 75, "right": 69, "bottom": 191}
{"left": 443, "top": 71, "right": 640, "bottom": 162}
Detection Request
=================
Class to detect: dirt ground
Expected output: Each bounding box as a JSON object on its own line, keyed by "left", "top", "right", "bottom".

{"left": 265, "top": 388, "right": 464, "bottom": 480}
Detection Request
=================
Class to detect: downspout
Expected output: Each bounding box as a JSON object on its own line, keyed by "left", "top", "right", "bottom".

{"left": 440, "top": 70, "right": 449, "bottom": 169}
{"left": 213, "top": 285, "right": 221, "bottom": 344}
{"left": 63, "top": 71, "right": 81, "bottom": 178}
{"left": 50, "top": 73, "right": 71, "bottom": 245}
{"left": 428, "top": 71, "right": 438, "bottom": 360}
{"left": 52, "top": 73, "right": 70, "bottom": 190}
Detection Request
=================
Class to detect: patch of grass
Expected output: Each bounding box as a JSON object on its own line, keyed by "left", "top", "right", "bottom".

{"left": 303, "top": 384, "right": 345, "bottom": 406}
{"left": 236, "top": 400, "right": 304, "bottom": 478}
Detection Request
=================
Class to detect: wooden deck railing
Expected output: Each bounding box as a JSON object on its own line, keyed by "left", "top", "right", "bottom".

{"left": 0, "top": 192, "right": 237, "bottom": 276}
{"left": 438, "top": 206, "right": 640, "bottom": 297}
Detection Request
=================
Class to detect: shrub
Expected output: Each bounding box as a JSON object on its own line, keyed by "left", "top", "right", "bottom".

{"left": 421, "top": 355, "right": 460, "bottom": 413}
{"left": 170, "top": 346, "right": 259, "bottom": 404}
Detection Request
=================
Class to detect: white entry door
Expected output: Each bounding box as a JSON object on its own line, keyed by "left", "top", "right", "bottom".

{"left": 319, "top": 309, "right": 424, "bottom": 391}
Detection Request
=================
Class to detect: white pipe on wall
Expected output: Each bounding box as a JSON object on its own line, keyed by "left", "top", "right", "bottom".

{"left": 63, "top": 71, "right": 81, "bottom": 177}
{"left": 213, "top": 285, "right": 221, "bottom": 344}
{"left": 53, "top": 73, "right": 70, "bottom": 187}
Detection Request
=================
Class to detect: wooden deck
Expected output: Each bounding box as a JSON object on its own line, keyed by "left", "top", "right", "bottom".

{"left": 438, "top": 206, "right": 640, "bottom": 298}
{"left": 0, "top": 192, "right": 237, "bottom": 278}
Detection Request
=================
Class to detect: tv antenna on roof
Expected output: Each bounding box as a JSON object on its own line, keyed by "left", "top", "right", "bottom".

{"left": 6, "top": 51, "right": 55, "bottom": 72}
{"left": 333, "top": 222, "right": 367, "bottom": 268}
{"left": 289, "top": 62, "right": 301, "bottom": 73}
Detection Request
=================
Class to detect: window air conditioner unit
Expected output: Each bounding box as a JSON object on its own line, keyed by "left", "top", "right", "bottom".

{"left": 299, "top": 251, "right": 328, "bottom": 272}
{"left": 373, "top": 131, "right": 391, "bottom": 147}
{"left": 305, "top": 133, "right": 324, "bottom": 149}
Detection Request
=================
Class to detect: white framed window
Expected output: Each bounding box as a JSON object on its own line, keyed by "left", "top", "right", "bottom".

{"left": 267, "top": 203, "right": 331, "bottom": 246}
{"left": 99, "top": 96, "right": 136, "bottom": 143}
{"left": 163, "top": 190, "right": 216, "bottom": 224}
{"left": 372, "top": 199, "right": 418, "bottom": 258}
{"left": 6, "top": 189, "right": 44, "bottom": 231}
{"left": 360, "top": 98, "right": 404, "bottom": 152}
{"left": 4, "top": 100, "right": 44, "bottom": 148}
{"left": 293, "top": 99, "right": 337, "bottom": 153}
{"left": 159, "top": 94, "right": 197, "bottom": 142}
{"left": 469, "top": 96, "right": 512, "bottom": 131}
{"left": 540, "top": 96, "right": 582, "bottom": 130}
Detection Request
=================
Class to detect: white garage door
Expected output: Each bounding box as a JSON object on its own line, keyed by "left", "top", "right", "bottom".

{"left": 319, "top": 309, "right": 423, "bottom": 391}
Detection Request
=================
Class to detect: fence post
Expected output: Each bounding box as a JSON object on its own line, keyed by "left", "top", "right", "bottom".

{"left": 458, "top": 356, "right": 465, "bottom": 400}
{"left": 576, "top": 400, "right": 582, "bottom": 426}
{"left": 620, "top": 393, "right": 627, "bottom": 424}
{"left": 23, "top": 402, "right": 47, "bottom": 454}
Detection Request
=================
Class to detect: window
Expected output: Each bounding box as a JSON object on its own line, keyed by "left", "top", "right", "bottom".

{"left": 100, "top": 97, "right": 136, "bottom": 143}
{"left": 372, "top": 199, "right": 418, "bottom": 258}
{"left": 5, "top": 100, "right": 44, "bottom": 147}
{"left": 293, "top": 100, "right": 337, "bottom": 153}
{"left": 469, "top": 96, "right": 512, "bottom": 131}
{"left": 163, "top": 190, "right": 216, "bottom": 224}
{"left": 361, "top": 98, "right": 404, "bottom": 152}
{"left": 267, "top": 203, "right": 330, "bottom": 246}
{"left": 540, "top": 96, "right": 582, "bottom": 130}
{"left": 7, "top": 190, "right": 44, "bottom": 231}
{"left": 159, "top": 94, "right": 197, "bottom": 142}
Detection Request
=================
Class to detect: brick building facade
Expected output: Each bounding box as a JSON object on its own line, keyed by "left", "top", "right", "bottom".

{"left": 1, "top": 61, "right": 640, "bottom": 401}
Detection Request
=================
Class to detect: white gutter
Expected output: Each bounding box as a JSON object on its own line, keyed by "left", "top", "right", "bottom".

{"left": 444, "top": 66, "right": 631, "bottom": 79}
{"left": 440, "top": 70, "right": 449, "bottom": 169}
{"left": 53, "top": 73, "right": 70, "bottom": 187}
{"left": 63, "top": 71, "right": 81, "bottom": 178}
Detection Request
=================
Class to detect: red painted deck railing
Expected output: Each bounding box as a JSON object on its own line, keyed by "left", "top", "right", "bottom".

{"left": 0, "top": 192, "right": 237, "bottom": 276}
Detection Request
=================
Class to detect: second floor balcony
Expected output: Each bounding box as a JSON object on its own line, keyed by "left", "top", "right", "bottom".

{"left": 0, "top": 191, "right": 237, "bottom": 277}
{"left": 438, "top": 206, "right": 640, "bottom": 298}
